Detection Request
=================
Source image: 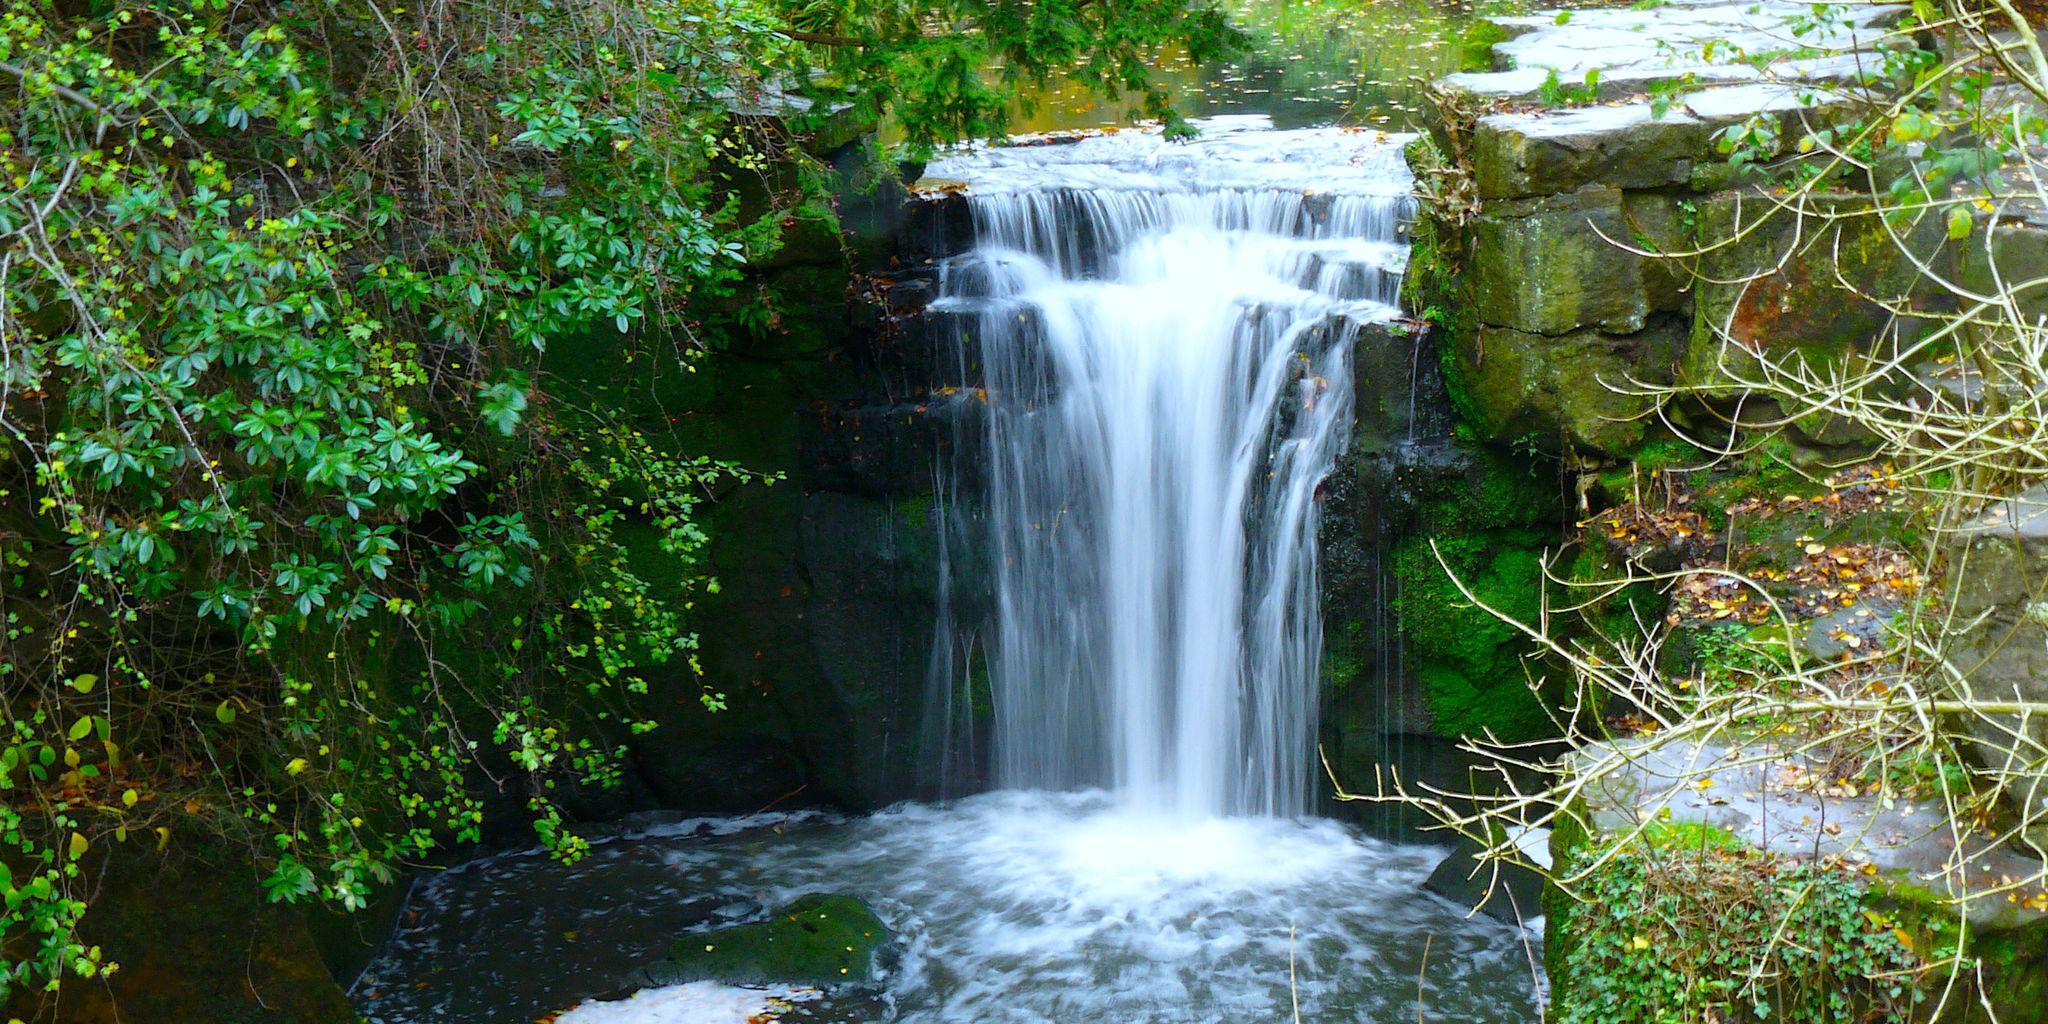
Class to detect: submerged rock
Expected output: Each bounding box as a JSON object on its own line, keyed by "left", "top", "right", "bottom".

{"left": 1422, "top": 827, "right": 1551, "bottom": 927}
{"left": 652, "top": 893, "right": 893, "bottom": 988}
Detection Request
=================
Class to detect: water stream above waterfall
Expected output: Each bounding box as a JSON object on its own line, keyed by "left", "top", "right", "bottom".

{"left": 355, "top": 116, "right": 1544, "bottom": 1023}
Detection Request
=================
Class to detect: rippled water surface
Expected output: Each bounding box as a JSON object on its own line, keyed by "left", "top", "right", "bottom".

{"left": 355, "top": 791, "right": 1541, "bottom": 1023}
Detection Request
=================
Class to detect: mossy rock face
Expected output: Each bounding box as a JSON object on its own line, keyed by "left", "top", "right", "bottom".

{"left": 1876, "top": 875, "right": 2048, "bottom": 1022}
{"left": 1468, "top": 185, "right": 1657, "bottom": 337}
{"left": 3, "top": 843, "right": 355, "bottom": 1024}
{"left": 1390, "top": 446, "right": 1564, "bottom": 741}
{"left": 1686, "top": 192, "right": 1948, "bottom": 410}
{"left": 1449, "top": 319, "right": 1686, "bottom": 457}
{"left": 663, "top": 894, "right": 892, "bottom": 987}
{"left": 537, "top": 226, "right": 971, "bottom": 811}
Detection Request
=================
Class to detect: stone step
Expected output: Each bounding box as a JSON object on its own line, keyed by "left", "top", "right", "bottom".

{"left": 1472, "top": 83, "right": 1858, "bottom": 199}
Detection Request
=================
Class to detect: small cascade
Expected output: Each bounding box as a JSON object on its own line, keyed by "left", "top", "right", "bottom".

{"left": 925, "top": 116, "right": 1415, "bottom": 817}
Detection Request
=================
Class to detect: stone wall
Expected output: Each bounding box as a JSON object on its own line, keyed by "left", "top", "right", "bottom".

{"left": 1420, "top": 7, "right": 2048, "bottom": 1020}
{"left": 1434, "top": 90, "right": 1949, "bottom": 457}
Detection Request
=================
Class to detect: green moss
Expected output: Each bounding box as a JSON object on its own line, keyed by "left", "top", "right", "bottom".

{"left": 1395, "top": 450, "right": 1560, "bottom": 741}
{"left": 1877, "top": 875, "right": 2048, "bottom": 1017}
{"left": 1454, "top": 19, "right": 1510, "bottom": 72}
{"left": 1322, "top": 618, "right": 1369, "bottom": 699}
{"left": 1634, "top": 437, "right": 1710, "bottom": 473}
{"left": 893, "top": 494, "right": 934, "bottom": 534}
{"left": 1565, "top": 542, "right": 1667, "bottom": 630}
{"left": 1395, "top": 535, "right": 1539, "bottom": 676}
{"left": 1689, "top": 435, "right": 1825, "bottom": 527}
{"left": 1415, "top": 661, "right": 1551, "bottom": 739}
{"left": 1543, "top": 799, "right": 1595, "bottom": 989}
{"left": 1639, "top": 820, "right": 1747, "bottom": 854}
{"left": 665, "top": 893, "right": 891, "bottom": 986}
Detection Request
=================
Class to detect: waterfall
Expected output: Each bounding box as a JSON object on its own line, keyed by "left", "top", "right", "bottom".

{"left": 360, "top": 118, "right": 1549, "bottom": 1024}
{"left": 927, "top": 116, "right": 1416, "bottom": 817}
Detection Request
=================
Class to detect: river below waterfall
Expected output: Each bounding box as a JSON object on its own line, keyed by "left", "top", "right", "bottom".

{"left": 357, "top": 71, "right": 1545, "bottom": 1024}
{"left": 354, "top": 791, "right": 1542, "bottom": 1023}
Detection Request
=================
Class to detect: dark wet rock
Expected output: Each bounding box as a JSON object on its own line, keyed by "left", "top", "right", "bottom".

{"left": 799, "top": 396, "right": 980, "bottom": 497}
{"left": 1423, "top": 829, "right": 1550, "bottom": 927}
{"left": 864, "top": 306, "right": 990, "bottom": 395}
{"left": 3, "top": 843, "right": 355, "bottom": 1024}
{"left": 897, "top": 192, "right": 976, "bottom": 265}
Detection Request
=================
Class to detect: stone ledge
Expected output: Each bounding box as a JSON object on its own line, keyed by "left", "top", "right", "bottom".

{"left": 1472, "top": 85, "right": 1858, "bottom": 200}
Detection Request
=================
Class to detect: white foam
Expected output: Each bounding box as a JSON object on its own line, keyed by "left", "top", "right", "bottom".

{"left": 556, "top": 982, "right": 818, "bottom": 1024}
{"left": 357, "top": 791, "right": 1543, "bottom": 1024}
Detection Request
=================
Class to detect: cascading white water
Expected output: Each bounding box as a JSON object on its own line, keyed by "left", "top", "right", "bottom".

{"left": 928, "top": 115, "right": 1414, "bottom": 817}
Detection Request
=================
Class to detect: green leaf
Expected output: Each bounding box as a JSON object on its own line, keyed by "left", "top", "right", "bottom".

{"left": 69, "top": 673, "right": 98, "bottom": 694}
{"left": 261, "top": 855, "right": 317, "bottom": 904}
{"left": 67, "top": 716, "right": 93, "bottom": 742}
{"left": 1947, "top": 207, "right": 1973, "bottom": 240}
{"left": 480, "top": 374, "right": 530, "bottom": 437}
{"left": 215, "top": 701, "right": 237, "bottom": 725}
{"left": 68, "top": 831, "right": 88, "bottom": 859}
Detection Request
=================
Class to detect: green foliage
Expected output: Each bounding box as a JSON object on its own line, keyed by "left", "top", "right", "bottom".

{"left": 0, "top": 0, "right": 808, "bottom": 995}
{"left": 1536, "top": 68, "right": 1601, "bottom": 107}
{"left": 782, "top": 0, "right": 1246, "bottom": 152}
{"left": 1557, "top": 847, "right": 1922, "bottom": 1024}
{"left": 1688, "top": 622, "right": 1794, "bottom": 694}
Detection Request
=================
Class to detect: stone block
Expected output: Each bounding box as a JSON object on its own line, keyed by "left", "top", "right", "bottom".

{"left": 1946, "top": 487, "right": 2048, "bottom": 851}
{"left": 1686, "top": 190, "right": 1947, "bottom": 403}
{"left": 1451, "top": 319, "right": 1687, "bottom": 455}
{"left": 1473, "top": 104, "right": 1710, "bottom": 199}
{"left": 1960, "top": 220, "right": 2048, "bottom": 322}
{"left": 1469, "top": 184, "right": 1651, "bottom": 335}
{"left": 1622, "top": 191, "right": 1695, "bottom": 313}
